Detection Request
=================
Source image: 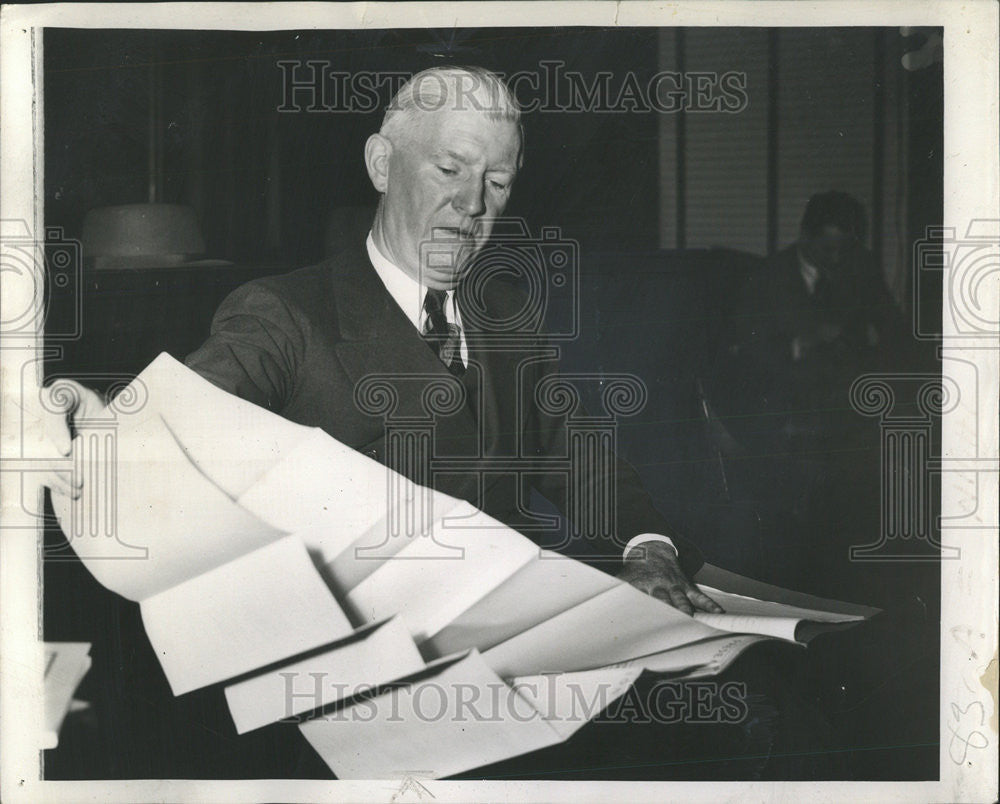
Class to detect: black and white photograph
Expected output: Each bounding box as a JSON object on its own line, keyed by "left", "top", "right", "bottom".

{"left": 0, "top": 3, "right": 996, "bottom": 802}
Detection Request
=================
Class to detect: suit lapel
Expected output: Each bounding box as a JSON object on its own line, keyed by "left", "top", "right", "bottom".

{"left": 330, "top": 242, "right": 481, "bottom": 454}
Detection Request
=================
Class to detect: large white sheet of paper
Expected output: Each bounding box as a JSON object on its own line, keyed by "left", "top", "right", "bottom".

{"left": 423, "top": 549, "right": 620, "bottom": 657}
{"left": 298, "top": 650, "right": 639, "bottom": 780}
{"left": 51, "top": 411, "right": 286, "bottom": 601}
{"left": 342, "top": 502, "right": 540, "bottom": 642}
{"left": 140, "top": 534, "right": 353, "bottom": 695}
{"left": 224, "top": 616, "right": 424, "bottom": 734}
{"left": 127, "top": 352, "right": 314, "bottom": 498}
{"left": 483, "top": 582, "right": 726, "bottom": 678}
{"left": 50, "top": 353, "right": 881, "bottom": 780}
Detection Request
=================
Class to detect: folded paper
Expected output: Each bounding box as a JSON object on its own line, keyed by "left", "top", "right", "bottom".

{"left": 51, "top": 353, "right": 879, "bottom": 778}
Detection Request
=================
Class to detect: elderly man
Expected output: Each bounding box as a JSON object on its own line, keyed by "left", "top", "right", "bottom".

{"left": 47, "top": 67, "right": 717, "bottom": 608}
{"left": 166, "top": 65, "right": 717, "bottom": 615}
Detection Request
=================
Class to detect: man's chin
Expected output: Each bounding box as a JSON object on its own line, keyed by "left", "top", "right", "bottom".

{"left": 420, "top": 244, "right": 482, "bottom": 288}
{"left": 422, "top": 266, "right": 467, "bottom": 291}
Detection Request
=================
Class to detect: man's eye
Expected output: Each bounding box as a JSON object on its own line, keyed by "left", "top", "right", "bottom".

{"left": 490, "top": 180, "right": 508, "bottom": 192}
{"left": 437, "top": 166, "right": 457, "bottom": 176}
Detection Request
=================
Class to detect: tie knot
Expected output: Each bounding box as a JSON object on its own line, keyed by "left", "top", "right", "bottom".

{"left": 421, "top": 287, "right": 464, "bottom": 376}
{"left": 423, "top": 288, "right": 448, "bottom": 316}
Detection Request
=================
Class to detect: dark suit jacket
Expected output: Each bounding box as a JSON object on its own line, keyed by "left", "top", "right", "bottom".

{"left": 185, "top": 239, "right": 702, "bottom": 574}
{"left": 713, "top": 243, "right": 910, "bottom": 451}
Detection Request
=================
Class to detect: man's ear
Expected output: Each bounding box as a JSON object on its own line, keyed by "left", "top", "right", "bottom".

{"left": 364, "top": 133, "right": 392, "bottom": 193}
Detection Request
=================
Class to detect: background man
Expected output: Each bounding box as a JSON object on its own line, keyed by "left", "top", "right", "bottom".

{"left": 708, "top": 190, "right": 911, "bottom": 588}
{"left": 718, "top": 190, "right": 906, "bottom": 447}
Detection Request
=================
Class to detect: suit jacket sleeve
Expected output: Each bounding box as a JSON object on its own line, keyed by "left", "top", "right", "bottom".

{"left": 522, "top": 345, "right": 704, "bottom": 577}
{"left": 184, "top": 280, "right": 306, "bottom": 411}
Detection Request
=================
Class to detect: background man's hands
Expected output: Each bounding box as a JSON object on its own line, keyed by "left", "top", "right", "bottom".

{"left": 25, "top": 380, "right": 105, "bottom": 499}
{"left": 618, "top": 540, "right": 723, "bottom": 616}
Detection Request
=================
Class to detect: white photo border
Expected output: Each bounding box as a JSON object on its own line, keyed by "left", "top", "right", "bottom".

{"left": 1, "top": 2, "right": 996, "bottom": 802}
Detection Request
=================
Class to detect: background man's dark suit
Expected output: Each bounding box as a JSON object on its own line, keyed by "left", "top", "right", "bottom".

{"left": 717, "top": 243, "right": 905, "bottom": 451}
{"left": 707, "top": 241, "right": 913, "bottom": 589}
{"left": 185, "top": 238, "right": 703, "bottom": 574}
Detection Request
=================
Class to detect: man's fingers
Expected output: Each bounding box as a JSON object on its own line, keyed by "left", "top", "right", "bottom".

{"left": 43, "top": 470, "right": 81, "bottom": 500}
{"left": 650, "top": 583, "right": 694, "bottom": 616}
{"left": 666, "top": 585, "right": 695, "bottom": 616}
{"left": 648, "top": 583, "right": 671, "bottom": 603}
{"left": 687, "top": 587, "right": 725, "bottom": 613}
{"left": 619, "top": 562, "right": 712, "bottom": 617}
{"left": 48, "top": 423, "right": 73, "bottom": 457}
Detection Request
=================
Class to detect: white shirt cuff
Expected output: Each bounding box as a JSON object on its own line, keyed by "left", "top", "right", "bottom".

{"left": 623, "top": 533, "right": 678, "bottom": 561}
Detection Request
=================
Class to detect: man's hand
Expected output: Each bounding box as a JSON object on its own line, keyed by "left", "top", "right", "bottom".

{"left": 618, "top": 540, "right": 723, "bottom": 616}
{"left": 24, "top": 379, "right": 105, "bottom": 499}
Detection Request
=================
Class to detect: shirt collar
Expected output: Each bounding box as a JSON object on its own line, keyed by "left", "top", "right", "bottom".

{"left": 796, "top": 247, "right": 821, "bottom": 296}
{"left": 365, "top": 231, "right": 462, "bottom": 330}
{"left": 366, "top": 231, "right": 426, "bottom": 330}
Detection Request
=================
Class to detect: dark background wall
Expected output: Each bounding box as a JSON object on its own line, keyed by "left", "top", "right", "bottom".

{"left": 41, "top": 28, "right": 943, "bottom": 782}
{"left": 659, "top": 27, "right": 943, "bottom": 310}
{"left": 45, "top": 27, "right": 663, "bottom": 267}
{"left": 45, "top": 27, "right": 942, "bottom": 304}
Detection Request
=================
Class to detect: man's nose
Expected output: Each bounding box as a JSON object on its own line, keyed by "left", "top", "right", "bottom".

{"left": 453, "top": 179, "right": 486, "bottom": 217}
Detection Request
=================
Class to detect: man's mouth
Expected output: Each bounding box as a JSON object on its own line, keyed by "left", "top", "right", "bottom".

{"left": 433, "top": 226, "right": 477, "bottom": 242}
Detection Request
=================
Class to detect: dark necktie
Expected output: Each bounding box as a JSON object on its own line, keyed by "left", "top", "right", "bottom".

{"left": 422, "top": 288, "right": 465, "bottom": 377}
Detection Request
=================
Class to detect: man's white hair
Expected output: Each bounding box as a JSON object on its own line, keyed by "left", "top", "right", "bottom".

{"left": 380, "top": 65, "right": 523, "bottom": 164}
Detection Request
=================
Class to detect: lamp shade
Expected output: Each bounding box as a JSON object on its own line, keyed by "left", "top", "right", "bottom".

{"left": 82, "top": 204, "right": 206, "bottom": 268}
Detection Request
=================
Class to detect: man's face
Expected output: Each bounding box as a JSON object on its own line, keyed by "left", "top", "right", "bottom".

{"left": 378, "top": 108, "right": 520, "bottom": 289}
{"left": 800, "top": 224, "right": 859, "bottom": 281}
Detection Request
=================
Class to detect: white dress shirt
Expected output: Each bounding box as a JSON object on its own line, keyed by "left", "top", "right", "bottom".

{"left": 365, "top": 232, "right": 675, "bottom": 562}
{"left": 366, "top": 233, "right": 468, "bottom": 367}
